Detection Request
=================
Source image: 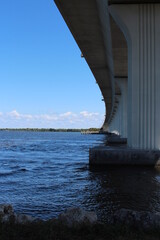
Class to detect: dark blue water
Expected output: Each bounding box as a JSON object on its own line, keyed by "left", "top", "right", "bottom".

{"left": 0, "top": 131, "right": 160, "bottom": 222}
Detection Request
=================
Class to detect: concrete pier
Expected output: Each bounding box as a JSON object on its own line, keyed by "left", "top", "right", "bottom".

{"left": 107, "top": 136, "right": 127, "bottom": 145}
{"left": 109, "top": 3, "right": 160, "bottom": 150}
{"left": 89, "top": 147, "right": 160, "bottom": 166}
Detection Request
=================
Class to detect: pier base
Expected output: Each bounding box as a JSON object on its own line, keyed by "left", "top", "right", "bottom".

{"left": 89, "top": 147, "right": 160, "bottom": 166}
{"left": 107, "top": 136, "right": 127, "bottom": 145}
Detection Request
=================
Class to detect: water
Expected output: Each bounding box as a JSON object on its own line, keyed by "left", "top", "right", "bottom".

{"left": 0, "top": 131, "right": 160, "bottom": 222}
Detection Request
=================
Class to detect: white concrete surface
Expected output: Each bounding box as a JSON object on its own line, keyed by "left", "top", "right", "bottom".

{"left": 109, "top": 78, "right": 128, "bottom": 138}
{"left": 110, "top": 4, "right": 160, "bottom": 149}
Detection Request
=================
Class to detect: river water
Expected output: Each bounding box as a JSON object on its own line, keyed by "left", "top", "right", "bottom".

{"left": 0, "top": 131, "right": 160, "bottom": 222}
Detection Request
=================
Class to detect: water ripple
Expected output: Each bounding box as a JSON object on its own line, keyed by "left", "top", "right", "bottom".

{"left": 0, "top": 131, "right": 160, "bottom": 221}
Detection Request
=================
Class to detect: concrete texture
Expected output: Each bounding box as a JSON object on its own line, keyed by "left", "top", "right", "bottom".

{"left": 109, "top": 0, "right": 160, "bottom": 4}
{"left": 89, "top": 147, "right": 160, "bottom": 166}
{"left": 107, "top": 137, "right": 127, "bottom": 145}
{"left": 110, "top": 16, "right": 128, "bottom": 78}
{"left": 108, "top": 78, "right": 128, "bottom": 137}
{"left": 109, "top": 4, "right": 160, "bottom": 149}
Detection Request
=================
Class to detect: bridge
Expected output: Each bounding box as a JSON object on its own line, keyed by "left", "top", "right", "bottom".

{"left": 54, "top": 0, "right": 160, "bottom": 164}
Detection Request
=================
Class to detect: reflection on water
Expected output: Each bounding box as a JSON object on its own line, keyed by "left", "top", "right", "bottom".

{"left": 0, "top": 131, "right": 160, "bottom": 222}
{"left": 87, "top": 166, "right": 160, "bottom": 221}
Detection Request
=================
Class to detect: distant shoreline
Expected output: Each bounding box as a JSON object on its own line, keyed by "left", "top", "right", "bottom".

{"left": 0, "top": 128, "right": 100, "bottom": 133}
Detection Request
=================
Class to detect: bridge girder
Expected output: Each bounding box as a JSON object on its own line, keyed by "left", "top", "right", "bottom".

{"left": 54, "top": 0, "right": 128, "bottom": 130}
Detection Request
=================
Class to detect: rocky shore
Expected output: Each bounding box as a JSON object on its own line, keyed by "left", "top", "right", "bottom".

{"left": 1, "top": 204, "right": 160, "bottom": 240}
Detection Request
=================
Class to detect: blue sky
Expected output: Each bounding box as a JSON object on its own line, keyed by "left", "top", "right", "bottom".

{"left": 0, "top": 0, "right": 105, "bottom": 128}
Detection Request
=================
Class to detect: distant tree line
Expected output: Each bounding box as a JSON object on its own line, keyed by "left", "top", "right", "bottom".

{"left": 0, "top": 128, "right": 100, "bottom": 132}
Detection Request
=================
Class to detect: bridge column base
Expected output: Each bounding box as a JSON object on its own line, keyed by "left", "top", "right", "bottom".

{"left": 89, "top": 146, "right": 160, "bottom": 166}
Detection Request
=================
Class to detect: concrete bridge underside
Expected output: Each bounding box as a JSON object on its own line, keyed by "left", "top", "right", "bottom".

{"left": 54, "top": 0, "right": 160, "bottom": 151}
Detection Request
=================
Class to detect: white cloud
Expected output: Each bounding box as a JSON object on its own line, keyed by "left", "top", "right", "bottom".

{"left": 60, "top": 112, "right": 77, "bottom": 119}
{"left": 8, "top": 110, "right": 21, "bottom": 119}
{"left": 37, "top": 114, "right": 58, "bottom": 121}
{"left": 0, "top": 110, "right": 104, "bottom": 128}
{"left": 80, "top": 111, "right": 99, "bottom": 118}
{"left": 7, "top": 110, "right": 33, "bottom": 120}
{"left": 60, "top": 112, "right": 73, "bottom": 117}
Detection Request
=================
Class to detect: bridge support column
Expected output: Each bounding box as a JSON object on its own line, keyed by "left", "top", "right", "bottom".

{"left": 109, "top": 78, "right": 128, "bottom": 138}
{"left": 117, "top": 78, "right": 128, "bottom": 138}
{"left": 109, "top": 4, "right": 160, "bottom": 150}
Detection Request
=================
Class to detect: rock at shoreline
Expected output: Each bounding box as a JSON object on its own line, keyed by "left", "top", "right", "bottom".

{"left": 113, "top": 208, "right": 160, "bottom": 229}
{"left": 58, "top": 207, "right": 98, "bottom": 227}
{"left": 2, "top": 204, "right": 160, "bottom": 230}
{"left": 0, "top": 204, "right": 35, "bottom": 224}
{"left": 15, "top": 214, "right": 35, "bottom": 224}
{"left": 0, "top": 204, "right": 13, "bottom": 216}
{"left": 0, "top": 205, "right": 97, "bottom": 226}
{"left": 0, "top": 204, "right": 14, "bottom": 223}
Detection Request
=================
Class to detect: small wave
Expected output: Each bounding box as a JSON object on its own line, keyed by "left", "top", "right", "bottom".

{"left": 0, "top": 171, "right": 16, "bottom": 177}
{"left": 75, "top": 165, "right": 89, "bottom": 172}
{"left": 20, "top": 168, "right": 27, "bottom": 172}
{"left": 0, "top": 168, "right": 28, "bottom": 177}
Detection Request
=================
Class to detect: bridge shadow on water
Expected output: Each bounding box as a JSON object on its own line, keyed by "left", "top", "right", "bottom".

{"left": 86, "top": 165, "right": 160, "bottom": 222}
